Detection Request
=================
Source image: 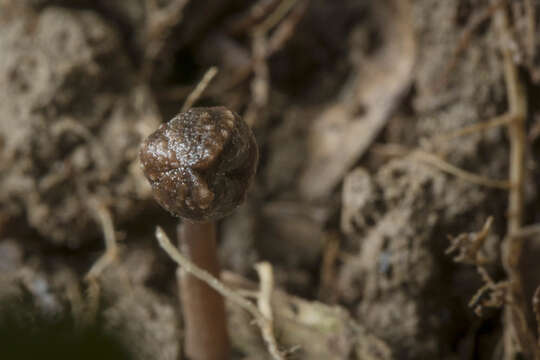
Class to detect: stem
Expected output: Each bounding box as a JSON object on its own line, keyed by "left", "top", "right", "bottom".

{"left": 156, "top": 227, "right": 285, "bottom": 360}
{"left": 177, "top": 221, "right": 230, "bottom": 360}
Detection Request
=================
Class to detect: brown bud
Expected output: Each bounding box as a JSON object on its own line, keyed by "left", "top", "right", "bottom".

{"left": 139, "top": 107, "right": 258, "bottom": 221}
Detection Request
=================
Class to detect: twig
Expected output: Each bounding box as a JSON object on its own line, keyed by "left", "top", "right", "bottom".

{"left": 254, "top": 0, "right": 300, "bottom": 35}
{"left": 255, "top": 262, "right": 275, "bottom": 321}
{"left": 446, "top": 217, "right": 493, "bottom": 265}
{"left": 83, "top": 200, "right": 119, "bottom": 324}
{"left": 226, "top": 0, "right": 281, "bottom": 35}
{"left": 85, "top": 200, "right": 119, "bottom": 281}
{"left": 181, "top": 66, "right": 219, "bottom": 112}
{"left": 373, "top": 144, "right": 511, "bottom": 189}
{"left": 495, "top": 5, "right": 539, "bottom": 359}
{"left": 267, "top": 0, "right": 309, "bottom": 55}
{"left": 468, "top": 268, "right": 508, "bottom": 316}
{"left": 412, "top": 151, "right": 511, "bottom": 189}
{"left": 445, "top": 217, "right": 506, "bottom": 316}
{"left": 433, "top": 113, "right": 513, "bottom": 144}
{"left": 510, "top": 223, "right": 540, "bottom": 239}
{"left": 155, "top": 227, "right": 286, "bottom": 360}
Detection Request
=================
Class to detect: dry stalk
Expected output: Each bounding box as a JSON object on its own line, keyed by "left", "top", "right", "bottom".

{"left": 372, "top": 144, "right": 511, "bottom": 189}
{"left": 255, "top": 262, "right": 275, "bottom": 321}
{"left": 446, "top": 217, "right": 507, "bottom": 316}
{"left": 226, "top": 0, "right": 282, "bottom": 35}
{"left": 468, "top": 268, "right": 508, "bottom": 316}
{"left": 433, "top": 113, "right": 513, "bottom": 144}
{"left": 512, "top": 224, "right": 540, "bottom": 239}
{"left": 181, "top": 66, "right": 219, "bottom": 112}
{"left": 84, "top": 200, "right": 119, "bottom": 324}
{"left": 412, "top": 151, "right": 511, "bottom": 189}
{"left": 160, "top": 66, "right": 219, "bottom": 116}
{"left": 266, "top": 0, "right": 309, "bottom": 55}
{"left": 494, "top": 5, "right": 540, "bottom": 359}
{"left": 85, "top": 200, "right": 119, "bottom": 281}
{"left": 445, "top": 217, "right": 493, "bottom": 265}
{"left": 254, "top": 0, "right": 300, "bottom": 35}
{"left": 155, "top": 227, "right": 286, "bottom": 360}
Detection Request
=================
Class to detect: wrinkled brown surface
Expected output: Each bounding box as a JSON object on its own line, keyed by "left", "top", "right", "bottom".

{"left": 140, "top": 107, "right": 258, "bottom": 221}
{"left": 2, "top": 0, "right": 540, "bottom": 359}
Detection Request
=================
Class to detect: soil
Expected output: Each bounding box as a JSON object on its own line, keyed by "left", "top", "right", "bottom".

{"left": 1, "top": 0, "right": 540, "bottom": 359}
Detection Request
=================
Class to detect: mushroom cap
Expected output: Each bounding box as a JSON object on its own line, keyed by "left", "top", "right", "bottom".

{"left": 139, "top": 107, "right": 258, "bottom": 221}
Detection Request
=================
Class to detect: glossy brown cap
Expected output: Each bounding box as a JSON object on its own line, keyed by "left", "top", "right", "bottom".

{"left": 139, "top": 107, "right": 258, "bottom": 221}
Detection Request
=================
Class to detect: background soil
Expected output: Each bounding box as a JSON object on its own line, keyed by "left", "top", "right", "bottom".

{"left": 1, "top": 0, "right": 540, "bottom": 359}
